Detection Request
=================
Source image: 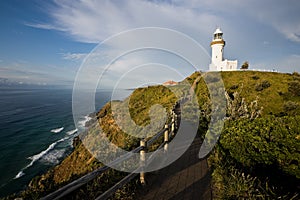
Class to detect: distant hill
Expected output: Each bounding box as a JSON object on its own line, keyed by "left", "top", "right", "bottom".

{"left": 0, "top": 77, "right": 73, "bottom": 89}
{"left": 0, "top": 77, "right": 24, "bottom": 86}
{"left": 8, "top": 70, "right": 300, "bottom": 199}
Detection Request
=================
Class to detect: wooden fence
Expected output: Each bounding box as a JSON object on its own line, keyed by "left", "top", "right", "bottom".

{"left": 42, "top": 107, "right": 179, "bottom": 200}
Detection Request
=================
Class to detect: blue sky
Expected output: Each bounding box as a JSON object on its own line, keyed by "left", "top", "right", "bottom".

{"left": 1, "top": 0, "right": 300, "bottom": 87}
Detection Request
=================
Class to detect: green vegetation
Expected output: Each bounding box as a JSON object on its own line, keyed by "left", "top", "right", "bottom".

{"left": 288, "top": 81, "right": 300, "bottom": 96}
{"left": 128, "top": 85, "right": 176, "bottom": 125}
{"left": 206, "top": 71, "right": 300, "bottom": 199}
{"left": 221, "top": 116, "right": 300, "bottom": 178}
{"left": 240, "top": 61, "right": 249, "bottom": 69}
{"left": 186, "top": 70, "right": 300, "bottom": 199}
{"left": 5, "top": 70, "right": 300, "bottom": 199}
{"left": 209, "top": 116, "right": 300, "bottom": 199}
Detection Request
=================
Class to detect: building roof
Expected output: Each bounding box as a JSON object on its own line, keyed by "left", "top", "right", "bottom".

{"left": 163, "top": 80, "right": 177, "bottom": 86}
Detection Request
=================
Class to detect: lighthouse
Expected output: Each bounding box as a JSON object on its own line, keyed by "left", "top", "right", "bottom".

{"left": 209, "top": 28, "right": 237, "bottom": 71}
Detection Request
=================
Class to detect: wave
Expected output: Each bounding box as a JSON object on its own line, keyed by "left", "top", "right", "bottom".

{"left": 78, "top": 115, "right": 92, "bottom": 128}
{"left": 51, "top": 127, "right": 64, "bottom": 133}
{"left": 66, "top": 128, "right": 78, "bottom": 135}
{"left": 41, "top": 149, "right": 66, "bottom": 164}
{"left": 14, "top": 171, "right": 25, "bottom": 179}
{"left": 14, "top": 136, "right": 69, "bottom": 179}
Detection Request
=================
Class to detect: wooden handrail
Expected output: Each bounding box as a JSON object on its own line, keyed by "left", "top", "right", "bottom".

{"left": 41, "top": 108, "right": 179, "bottom": 200}
{"left": 95, "top": 140, "right": 167, "bottom": 200}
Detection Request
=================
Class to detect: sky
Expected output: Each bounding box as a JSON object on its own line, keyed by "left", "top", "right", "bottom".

{"left": 1, "top": 0, "right": 300, "bottom": 87}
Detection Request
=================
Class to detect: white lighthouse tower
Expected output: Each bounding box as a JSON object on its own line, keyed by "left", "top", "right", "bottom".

{"left": 209, "top": 28, "right": 237, "bottom": 71}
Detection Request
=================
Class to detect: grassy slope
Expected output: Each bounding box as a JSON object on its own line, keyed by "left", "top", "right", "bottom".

{"left": 7, "top": 71, "right": 300, "bottom": 199}
{"left": 221, "top": 71, "right": 296, "bottom": 115}
{"left": 185, "top": 71, "right": 299, "bottom": 116}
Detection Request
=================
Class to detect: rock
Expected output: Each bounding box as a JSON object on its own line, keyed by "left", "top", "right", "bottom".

{"left": 72, "top": 136, "right": 81, "bottom": 148}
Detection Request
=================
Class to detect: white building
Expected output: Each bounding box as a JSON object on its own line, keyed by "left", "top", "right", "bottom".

{"left": 209, "top": 28, "right": 238, "bottom": 71}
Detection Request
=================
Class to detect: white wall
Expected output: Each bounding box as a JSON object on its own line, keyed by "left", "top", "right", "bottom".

{"left": 211, "top": 43, "right": 224, "bottom": 69}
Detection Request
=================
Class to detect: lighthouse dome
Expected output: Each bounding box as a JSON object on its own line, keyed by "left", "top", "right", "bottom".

{"left": 214, "top": 28, "right": 223, "bottom": 35}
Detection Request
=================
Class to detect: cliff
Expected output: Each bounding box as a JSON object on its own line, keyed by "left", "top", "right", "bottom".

{"left": 6, "top": 71, "right": 300, "bottom": 199}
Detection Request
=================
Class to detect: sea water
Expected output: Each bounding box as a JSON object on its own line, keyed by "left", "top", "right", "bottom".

{"left": 0, "top": 87, "right": 131, "bottom": 197}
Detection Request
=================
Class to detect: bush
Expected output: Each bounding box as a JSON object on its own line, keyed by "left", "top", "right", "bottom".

{"left": 220, "top": 116, "right": 300, "bottom": 179}
{"left": 292, "top": 72, "right": 300, "bottom": 76}
{"left": 255, "top": 80, "right": 271, "bottom": 91}
{"left": 283, "top": 101, "right": 299, "bottom": 113}
{"left": 261, "top": 80, "right": 271, "bottom": 88}
{"left": 288, "top": 81, "right": 300, "bottom": 96}
{"left": 241, "top": 61, "right": 249, "bottom": 70}
{"left": 255, "top": 84, "right": 264, "bottom": 91}
{"left": 209, "top": 115, "right": 300, "bottom": 199}
{"left": 209, "top": 146, "right": 299, "bottom": 200}
{"left": 292, "top": 72, "right": 300, "bottom": 80}
{"left": 230, "top": 84, "right": 239, "bottom": 90}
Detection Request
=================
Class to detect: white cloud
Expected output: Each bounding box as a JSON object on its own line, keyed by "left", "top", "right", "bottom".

{"left": 244, "top": 0, "right": 300, "bottom": 43}
{"left": 108, "top": 57, "right": 145, "bottom": 73}
{"left": 164, "top": 0, "right": 300, "bottom": 43}
{"left": 32, "top": 0, "right": 222, "bottom": 43}
{"left": 24, "top": 0, "right": 300, "bottom": 45}
{"left": 189, "top": 0, "right": 300, "bottom": 43}
{"left": 24, "top": 0, "right": 300, "bottom": 83}
{"left": 24, "top": 22, "right": 66, "bottom": 31}
{"left": 62, "top": 53, "right": 87, "bottom": 61}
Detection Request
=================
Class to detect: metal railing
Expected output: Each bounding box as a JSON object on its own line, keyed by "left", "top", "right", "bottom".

{"left": 41, "top": 108, "right": 179, "bottom": 200}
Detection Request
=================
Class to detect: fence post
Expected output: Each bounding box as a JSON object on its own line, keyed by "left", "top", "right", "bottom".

{"left": 140, "top": 139, "right": 146, "bottom": 185}
{"left": 164, "top": 124, "right": 169, "bottom": 152}
{"left": 174, "top": 113, "right": 178, "bottom": 131}
{"left": 171, "top": 112, "right": 175, "bottom": 137}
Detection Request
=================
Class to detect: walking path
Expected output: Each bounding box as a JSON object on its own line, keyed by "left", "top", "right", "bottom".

{"left": 136, "top": 136, "right": 212, "bottom": 200}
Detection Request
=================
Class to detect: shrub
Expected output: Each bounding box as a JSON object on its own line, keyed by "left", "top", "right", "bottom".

{"left": 288, "top": 81, "right": 300, "bottom": 96}
{"left": 230, "top": 84, "right": 239, "bottom": 90}
{"left": 261, "top": 80, "right": 271, "bottom": 88}
{"left": 292, "top": 72, "right": 300, "bottom": 76}
{"left": 255, "top": 84, "right": 263, "bottom": 91}
{"left": 283, "top": 101, "right": 299, "bottom": 114}
{"left": 240, "top": 61, "right": 249, "bottom": 70}
{"left": 252, "top": 75, "right": 260, "bottom": 80}
{"left": 209, "top": 146, "right": 299, "bottom": 200}
{"left": 220, "top": 115, "right": 300, "bottom": 179}
{"left": 255, "top": 80, "right": 271, "bottom": 91}
{"left": 292, "top": 72, "right": 300, "bottom": 81}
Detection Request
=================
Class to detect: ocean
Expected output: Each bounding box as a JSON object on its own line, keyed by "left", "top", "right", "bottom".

{"left": 0, "top": 87, "right": 131, "bottom": 197}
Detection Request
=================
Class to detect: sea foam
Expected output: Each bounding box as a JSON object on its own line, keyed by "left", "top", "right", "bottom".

{"left": 41, "top": 149, "right": 66, "bottom": 164}
{"left": 78, "top": 115, "right": 92, "bottom": 128}
{"left": 66, "top": 128, "right": 77, "bottom": 135}
{"left": 14, "top": 136, "right": 68, "bottom": 179}
{"left": 50, "top": 127, "right": 64, "bottom": 133}
{"left": 14, "top": 171, "right": 25, "bottom": 179}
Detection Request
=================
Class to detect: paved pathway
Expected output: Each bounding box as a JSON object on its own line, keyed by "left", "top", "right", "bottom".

{"left": 136, "top": 136, "right": 212, "bottom": 200}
